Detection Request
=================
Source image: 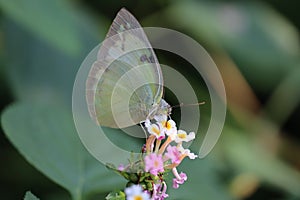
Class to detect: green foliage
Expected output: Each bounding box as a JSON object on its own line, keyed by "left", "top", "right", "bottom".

{"left": 1, "top": 102, "right": 125, "bottom": 200}
{"left": 164, "top": 1, "right": 300, "bottom": 93}
{"left": 2, "top": 19, "right": 99, "bottom": 104}
{"left": 0, "top": 0, "right": 98, "bottom": 56}
{"left": 105, "top": 191, "right": 125, "bottom": 200}
{"left": 0, "top": 0, "right": 299, "bottom": 200}
{"left": 223, "top": 128, "right": 300, "bottom": 196}
{"left": 24, "top": 191, "right": 39, "bottom": 200}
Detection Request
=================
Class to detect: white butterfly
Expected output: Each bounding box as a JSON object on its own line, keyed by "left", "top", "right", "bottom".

{"left": 86, "top": 8, "right": 171, "bottom": 128}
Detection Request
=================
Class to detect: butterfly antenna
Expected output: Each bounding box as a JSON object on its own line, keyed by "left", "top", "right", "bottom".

{"left": 171, "top": 102, "right": 205, "bottom": 109}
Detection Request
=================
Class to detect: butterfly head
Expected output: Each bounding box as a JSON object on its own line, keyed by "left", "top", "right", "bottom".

{"left": 157, "top": 99, "right": 172, "bottom": 116}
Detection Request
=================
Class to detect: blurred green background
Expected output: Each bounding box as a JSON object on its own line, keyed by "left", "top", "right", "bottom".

{"left": 0, "top": 0, "right": 300, "bottom": 200}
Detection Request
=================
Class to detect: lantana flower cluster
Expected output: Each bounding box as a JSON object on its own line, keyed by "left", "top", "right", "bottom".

{"left": 106, "top": 115, "right": 197, "bottom": 200}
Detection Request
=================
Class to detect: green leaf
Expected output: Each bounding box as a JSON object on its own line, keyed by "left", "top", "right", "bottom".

{"left": 0, "top": 0, "right": 97, "bottom": 56}
{"left": 2, "top": 18, "right": 99, "bottom": 103}
{"left": 1, "top": 102, "right": 125, "bottom": 200}
{"left": 105, "top": 191, "right": 125, "bottom": 200}
{"left": 2, "top": 20, "right": 77, "bottom": 103}
{"left": 1, "top": 0, "right": 104, "bottom": 103}
{"left": 24, "top": 191, "right": 39, "bottom": 200}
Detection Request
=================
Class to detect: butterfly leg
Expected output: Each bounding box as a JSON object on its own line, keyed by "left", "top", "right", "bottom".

{"left": 140, "top": 121, "right": 148, "bottom": 138}
{"left": 139, "top": 120, "right": 149, "bottom": 149}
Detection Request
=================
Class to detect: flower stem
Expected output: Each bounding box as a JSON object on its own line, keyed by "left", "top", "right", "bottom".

{"left": 172, "top": 167, "right": 181, "bottom": 180}
{"left": 158, "top": 136, "right": 172, "bottom": 154}
{"left": 165, "top": 153, "right": 187, "bottom": 169}
{"left": 154, "top": 139, "right": 161, "bottom": 153}
{"left": 146, "top": 135, "right": 156, "bottom": 153}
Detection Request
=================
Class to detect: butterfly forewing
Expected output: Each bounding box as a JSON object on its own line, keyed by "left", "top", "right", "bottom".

{"left": 86, "top": 8, "right": 164, "bottom": 128}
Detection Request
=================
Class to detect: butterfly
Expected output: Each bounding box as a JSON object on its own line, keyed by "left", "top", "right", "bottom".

{"left": 86, "top": 8, "right": 171, "bottom": 128}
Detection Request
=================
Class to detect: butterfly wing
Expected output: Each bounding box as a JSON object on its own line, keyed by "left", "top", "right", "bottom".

{"left": 86, "top": 8, "right": 163, "bottom": 128}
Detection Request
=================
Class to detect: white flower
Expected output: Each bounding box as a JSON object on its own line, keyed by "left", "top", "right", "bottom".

{"left": 163, "top": 119, "right": 177, "bottom": 141}
{"left": 177, "top": 145, "right": 198, "bottom": 160}
{"left": 153, "top": 115, "right": 177, "bottom": 140}
{"left": 175, "top": 130, "right": 195, "bottom": 143}
{"left": 147, "top": 123, "right": 165, "bottom": 140}
{"left": 186, "top": 150, "right": 198, "bottom": 159}
{"left": 125, "top": 185, "right": 150, "bottom": 200}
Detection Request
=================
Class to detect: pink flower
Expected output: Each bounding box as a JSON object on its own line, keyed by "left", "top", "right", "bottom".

{"left": 152, "top": 181, "right": 169, "bottom": 200}
{"left": 172, "top": 172, "right": 187, "bottom": 189}
{"left": 117, "top": 164, "right": 125, "bottom": 171}
{"left": 164, "top": 145, "right": 181, "bottom": 164}
{"left": 144, "top": 153, "right": 164, "bottom": 175}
